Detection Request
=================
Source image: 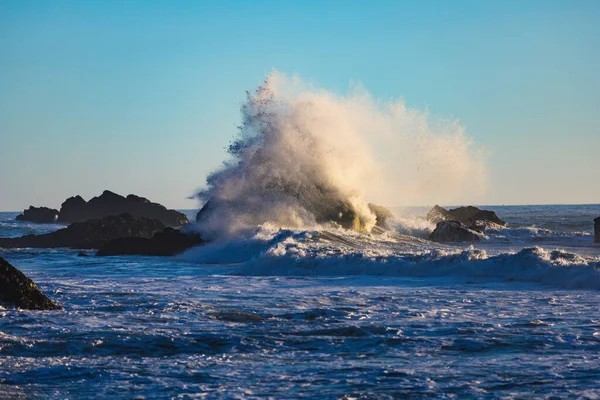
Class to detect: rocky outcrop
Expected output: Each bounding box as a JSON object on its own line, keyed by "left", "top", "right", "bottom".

{"left": 197, "top": 198, "right": 393, "bottom": 233}
{"left": 427, "top": 205, "right": 506, "bottom": 228}
{"left": 97, "top": 227, "right": 204, "bottom": 256}
{"left": 0, "top": 257, "right": 61, "bottom": 310}
{"left": 429, "top": 221, "right": 482, "bottom": 243}
{"left": 196, "top": 198, "right": 218, "bottom": 223}
{"left": 57, "top": 190, "right": 188, "bottom": 227}
{"left": 16, "top": 206, "right": 59, "bottom": 224}
{"left": 197, "top": 197, "right": 367, "bottom": 231}
{"left": 426, "top": 205, "right": 451, "bottom": 224}
{"left": 0, "top": 214, "right": 166, "bottom": 249}
{"left": 368, "top": 203, "right": 394, "bottom": 228}
{"left": 595, "top": 217, "right": 600, "bottom": 244}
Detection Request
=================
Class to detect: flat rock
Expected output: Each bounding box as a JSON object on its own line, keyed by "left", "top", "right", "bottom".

{"left": 0, "top": 213, "right": 165, "bottom": 249}
{"left": 97, "top": 227, "right": 204, "bottom": 256}
{"left": 429, "top": 221, "right": 482, "bottom": 243}
{"left": 58, "top": 190, "right": 188, "bottom": 227}
{"left": 0, "top": 257, "right": 61, "bottom": 310}
{"left": 16, "top": 206, "right": 59, "bottom": 224}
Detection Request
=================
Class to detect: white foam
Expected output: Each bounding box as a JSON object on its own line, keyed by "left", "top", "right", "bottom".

{"left": 194, "top": 71, "right": 486, "bottom": 239}
{"left": 180, "top": 225, "right": 600, "bottom": 290}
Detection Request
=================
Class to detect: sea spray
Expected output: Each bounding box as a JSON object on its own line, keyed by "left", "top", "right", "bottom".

{"left": 195, "top": 72, "right": 487, "bottom": 238}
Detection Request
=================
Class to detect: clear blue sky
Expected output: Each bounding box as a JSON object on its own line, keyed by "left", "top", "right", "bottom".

{"left": 1, "top": 0, "right": 599, "bottom": 210}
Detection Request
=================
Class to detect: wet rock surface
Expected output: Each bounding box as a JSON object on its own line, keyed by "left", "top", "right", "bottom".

{"left": 368, "top": 203, "right": 393, "bottom": 228}
{"left": 429, "top": 220, "right": 483, "bottom": 243}
{"left": 0, "top": 257, "right": 61, "bottom": 310}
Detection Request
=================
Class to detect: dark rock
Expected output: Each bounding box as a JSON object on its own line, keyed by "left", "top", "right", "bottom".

{"left": 197, "top": 198, "right": 381, "bottom": 233}
{"left": 368, "top": 203, "right": 394, "bottom": 228}
{"left": 77, "top": 252, "right": 89, "bottom": 257}
{"left": 16, "top": 206, "right": 59, "bottom": 224}
{"left": 59, "top": 195, "right": 87, "bottom": 221}
{"left": 427, "top": 205, "right": 506, "bottom": 227}
{"left": 317, "top": 200, "right": 363, "bottom": 231}
{"left": 0, "top": 257, "right": 61, "bottom": 310}
{"left": 468, "top": 219, "right": 505, "bottom": 233}
{"left": 0, "top": 214, "right": 166, "bottom": 249}
{"left": 448, "top": 206, "right": 506, "bottom": 226}
{"left": 196, "top": 198, "right": 218, "bottom": 223}
{"left": 97, "top": 227, "right": 204, "bottom": 256}
{"left": 426, "top": 205, "right": 451, "bottom": 224}
{"left": 595, "top": 217, "right": 600, "bottom": 244}
{"left": 58, "top": 190, "right": 188, "bottom": 227}
{"left": 429, "top": 221, "right": 482, "bottom": 243}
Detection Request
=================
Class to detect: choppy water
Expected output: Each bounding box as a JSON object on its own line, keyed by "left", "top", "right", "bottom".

{"left": 1, "top": 205, "right": 600, "bottom": 398}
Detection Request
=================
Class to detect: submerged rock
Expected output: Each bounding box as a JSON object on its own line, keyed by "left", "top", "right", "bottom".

{"left": 595, "top": 217, "right": 600, "bottom": 243}
{"left": 97, "top": 227, "right": 204, "bottom": 256}
{"left": 58, "top": 190, "right": 188, "bottom": 227}
{"left": 429, "top": 221, "right": 482, "bottom": 243}
{"left": 427, "top": 205, "right": 506, "bottom": 228}
{"left": 16, "top": 206, "right": 59, "bottom": 224}
{"left": 0, "top": 257, "right": 61, "bottom": 310}
{"left": 0, "top": 214, "right": 165, "bottom": 249}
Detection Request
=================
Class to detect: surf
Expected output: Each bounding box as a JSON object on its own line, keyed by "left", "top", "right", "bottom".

{"left": 193, "top": 71, "right": 486, "bottom": 239}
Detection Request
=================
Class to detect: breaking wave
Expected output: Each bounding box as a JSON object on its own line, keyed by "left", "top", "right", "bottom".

{"left": 180, "top": 225, "right": 600, "bottom": 290}
{"left": 194, "top": 71, "right": 486, "bottom": 239}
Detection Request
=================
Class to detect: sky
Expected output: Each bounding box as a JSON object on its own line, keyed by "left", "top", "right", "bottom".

{"left": 1, "top": 0, "right": 599, "bottom": 211}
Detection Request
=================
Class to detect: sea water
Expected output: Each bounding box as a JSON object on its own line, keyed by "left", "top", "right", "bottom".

{"left": 1, "top": 205, "right": 600, "bottom": 398}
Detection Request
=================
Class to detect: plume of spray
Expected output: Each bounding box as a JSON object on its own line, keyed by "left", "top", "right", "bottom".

{"left": 195, "top": 71, "right": 487, "bottom": 239}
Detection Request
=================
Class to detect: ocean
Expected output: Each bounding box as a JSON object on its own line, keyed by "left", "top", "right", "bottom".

{"left": 1, "top": 204, "right": 600, "bottom": 398}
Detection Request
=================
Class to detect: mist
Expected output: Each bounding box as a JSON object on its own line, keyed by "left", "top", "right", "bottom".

{"left": 195, "top": 71, "right": 487, "bottom": 238}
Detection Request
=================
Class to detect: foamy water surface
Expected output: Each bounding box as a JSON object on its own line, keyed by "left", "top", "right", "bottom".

{"left": 1, "top": 205, "right": 600, "bottom": 398}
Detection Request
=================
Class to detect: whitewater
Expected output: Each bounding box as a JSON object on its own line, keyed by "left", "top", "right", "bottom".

{"left": 2, "top": 204, "right": 600, "bottom": 398}
{"left": 1, "top": 74, "right": 600, "bottom": 398}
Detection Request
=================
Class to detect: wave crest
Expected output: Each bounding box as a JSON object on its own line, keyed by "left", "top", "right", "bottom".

{"left": 180, "top": 225, "right": 600, "bottom": 290}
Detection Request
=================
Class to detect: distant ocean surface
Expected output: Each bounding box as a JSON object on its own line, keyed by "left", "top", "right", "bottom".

{"left": 1, "top": 204, "right": 600, "bottom": 398}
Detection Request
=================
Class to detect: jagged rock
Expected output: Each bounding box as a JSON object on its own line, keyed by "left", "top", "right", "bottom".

{"left": 0, "top": 257, "right": 61, "bottom": 310}
{"left": 429, "top": 221, "right": 482, "bottom": 243}
{"left": 97, "top": 227, "right": 204, "bottom": 256}
{"left": 58, "top": 195, "right": 87, "bottom": 221}
{"left": 196, "top": 198, "right": 218, "bottom": 223}
{"left": 16, "top": 206, "right": 59, "bottom": 224}
{"left": 426, "top": 205, "right": 506, "bottom": 228}
{"left": 595, "top": 217, "right": 600, "bottom": 244}
{"left": 426, "top": 205, "right": 451, "bottom": 224}
{"left": 368, "top": 203, "right": 393, "bottom": 228}
{"left": 57, "top": 190, "right": 188, "bottom": 227}
{"left": 0, "top": 214, "right": 165, "bottom": 249}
